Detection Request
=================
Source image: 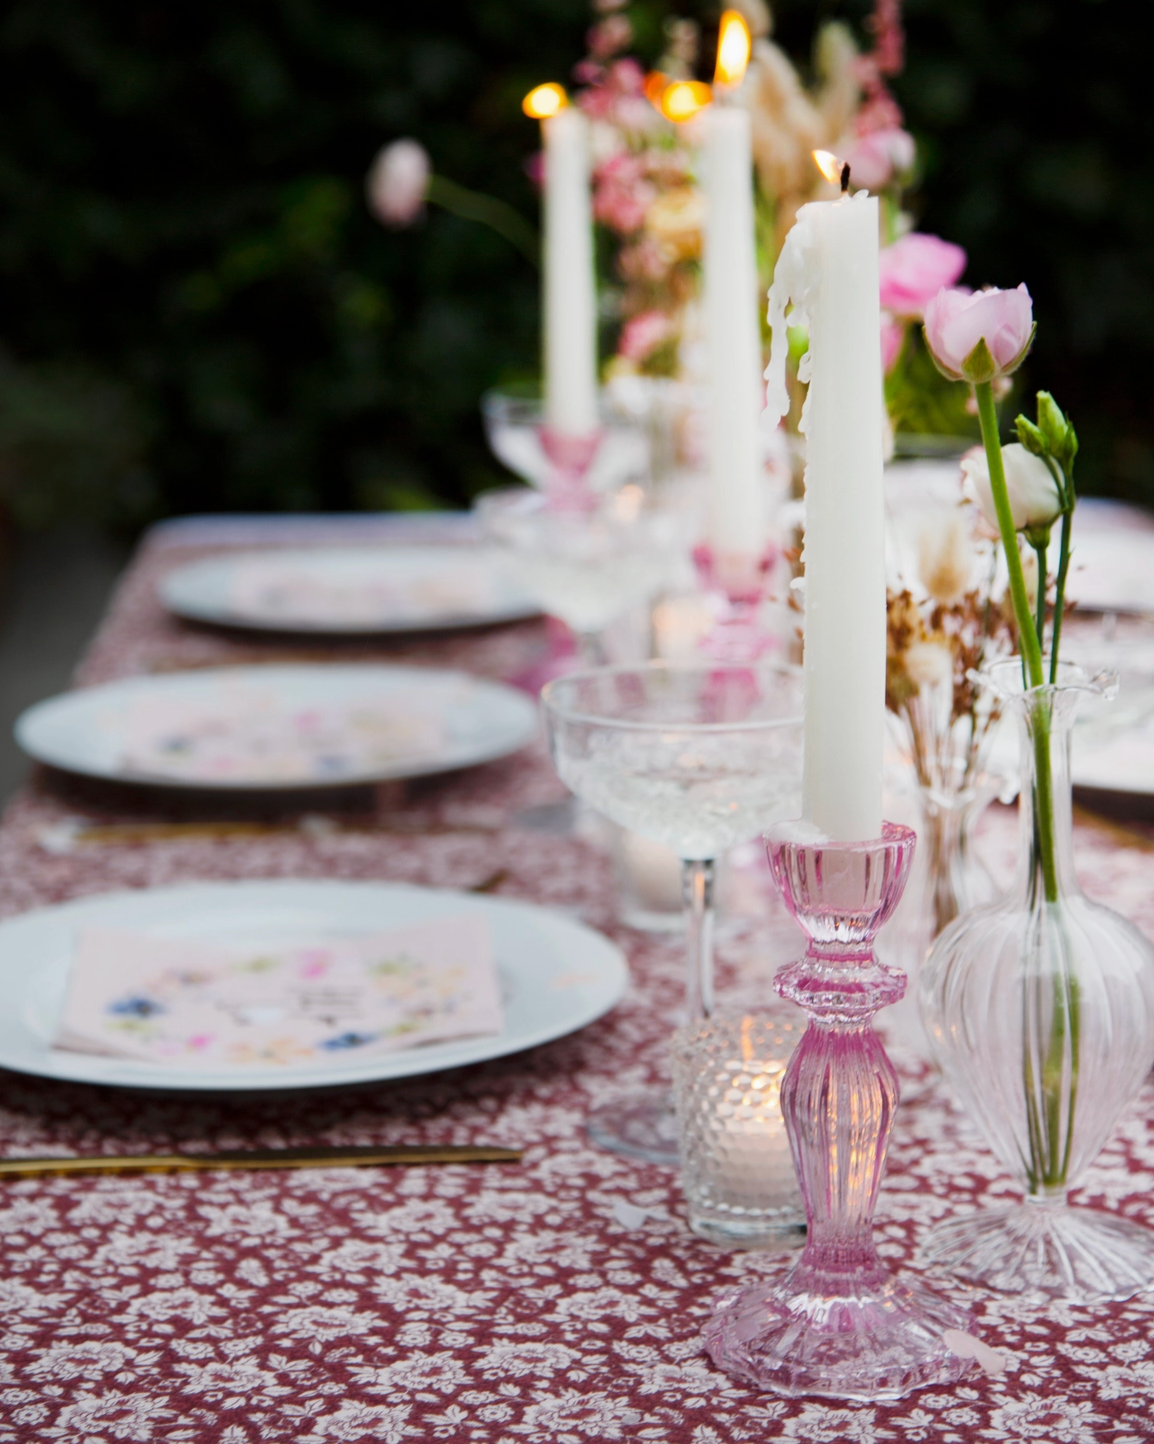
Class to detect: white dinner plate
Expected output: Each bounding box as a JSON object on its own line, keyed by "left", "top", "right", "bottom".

{"left": 0, "top": 880, "right": 628, "bottom": 1090}
{"left": 161, "top": 546, "right": 539, "bottom": 634}
{"left": 15, "top": 664, "right": 538, "bottom": 790}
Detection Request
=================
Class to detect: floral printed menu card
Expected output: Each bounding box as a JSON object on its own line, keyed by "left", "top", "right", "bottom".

{"left": 54, "top": 916, "right": 503, "bottom": 1068}
{"left": 113, "top": 680, "right": 447, "bottom": 784}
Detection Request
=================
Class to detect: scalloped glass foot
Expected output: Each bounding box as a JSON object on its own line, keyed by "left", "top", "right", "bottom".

{"left": 587, "top": 1092, "right": 679, "bottom": 1165}
{"left": 703, "top": 1266, "right": 976, "bottom": 1402}
{"left": 921, "top": 1201, "right": 1154, "bottom": 1303}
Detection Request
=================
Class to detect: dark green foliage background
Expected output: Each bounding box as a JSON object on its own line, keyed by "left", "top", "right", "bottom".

{"left": 0, "top": 0, "right": 1146, "bottom": 526}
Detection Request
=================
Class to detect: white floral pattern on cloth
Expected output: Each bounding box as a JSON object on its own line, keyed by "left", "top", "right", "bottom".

{"left": 1, "top": 529, "right": 1154, "bottom": 1441}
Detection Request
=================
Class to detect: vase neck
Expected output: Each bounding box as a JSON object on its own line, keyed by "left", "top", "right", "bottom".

{"left": 1012, "top": 686, "right": 1081, "bottom": 906}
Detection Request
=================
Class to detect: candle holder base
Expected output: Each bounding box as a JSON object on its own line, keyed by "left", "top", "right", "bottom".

{"left": 704, "top": 823, "right": 979, "bottom": 1402}
{"left": 703, "top": 1265, "right": 974, "bottom": 1402}
{"left": 692, "top": 544, "right": 777, "bottom": 662}
{"left": 538, "top": 425, "right": 603, "bottom": 511}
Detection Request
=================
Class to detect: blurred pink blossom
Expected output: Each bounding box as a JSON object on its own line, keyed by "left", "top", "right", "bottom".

{"left": 524, "top": 152, "right": 544, "bottom": 189}
{"left": 618, "top": 310, "right": 674, "bottom": 363}
{"left": 593, "top": 152, "right": 654, "bottom": 234}
{"left": 588, "top": 14, "right": 632, "bottom": 59}
{"left": 879, "top": 233, "right": 967, "bottom": 318}
{"left": 578, "top": 59, "right": 654, "bottom": 133}
{"left": 880, "top": 313, "right": 904, "bottom": 373}
{"left": 841, "top": 127, "right": 915, "bottom": 191}
{"left": 924, "top": 285, "right": 1035, "bottom": 383}
{"left": 365, "top": 139, "right": 429, "bottom": 227}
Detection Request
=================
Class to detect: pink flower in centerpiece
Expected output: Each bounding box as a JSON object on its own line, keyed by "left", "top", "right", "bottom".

{"left": 593, "top": 152, "right": 654, "bottom": 234}
{"left": 365, "top": 139, "right": 430, "bottom": 227}
{"left": 588, "top": 13, "right": 632, "bottom": 59}
{"left": 923, "top": 284, "right": 1035, "bottom": 383}
{"left": 880, "top": 312, "right": 904, "bottom": 373}
{"left": 840, "top": 127, "right": 915, "bottom": 191}
{"left": 879, "top": 233, "right": 967, "bottom": 318}
{"left": 618, "top": 310, "right": 674, "bottom": 364}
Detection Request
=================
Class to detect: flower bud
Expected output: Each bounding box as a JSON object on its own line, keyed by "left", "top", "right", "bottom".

{"left": 366, "top": 140, "right": 430, "bottom": 228}
{"left": 923, "top": 284, "right": 1035, "bottom": 384}
{"left": 961, "top": 442, "right": 1062, "bottom": 536}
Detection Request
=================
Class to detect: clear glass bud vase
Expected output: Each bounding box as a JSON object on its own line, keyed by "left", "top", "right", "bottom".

{"left": 919, "top": 660, "right": 1154, "bottom": 1302}
{"left": 894, "top": 776, "right": 1002, "bottom": 967}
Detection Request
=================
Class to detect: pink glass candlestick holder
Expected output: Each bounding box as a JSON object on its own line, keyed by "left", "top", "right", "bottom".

{"left": 703, "top": 822, "right": 979, "bottom": 1402}
{"left": 692, "top": 543, "right": 778, "bottom": 662}
{"left": 538, "top": 426, "right": 603, "bottom": 511}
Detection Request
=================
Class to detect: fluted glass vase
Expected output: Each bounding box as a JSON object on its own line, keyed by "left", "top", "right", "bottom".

{"left": 919, "top": 660, "right": 1154, "bottom": 1302}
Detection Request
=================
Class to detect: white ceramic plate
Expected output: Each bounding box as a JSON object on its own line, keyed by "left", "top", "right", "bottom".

{"left": 15, "top": 664, "right": 538, "bottom": 790}
{"left": 0, "top": 880, "right": 628, "bottom": 1091}
{"left": 161, "top": 546, "right": 539, "bottom": 633}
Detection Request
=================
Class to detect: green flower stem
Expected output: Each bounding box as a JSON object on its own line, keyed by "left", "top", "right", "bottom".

{"left": 1033, "top": 539, "right": 1047, "bottom": 649}
{"left": 1050, "top": 504, "right": 1073, "bottom": 686}
{"left": 426, "top": 175, "right": 539, "bottom": 268}
{"left": 974, "top": 382, "right": 1044, "bottom": 689}
{"left": 974, "top": 380, "right": 1059, "bottom": 906}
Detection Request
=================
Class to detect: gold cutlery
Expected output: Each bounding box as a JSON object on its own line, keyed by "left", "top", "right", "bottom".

{"left": 65, "top": 818, "right": 501, "bottom": 845}
{"left": 0, "top": 1143, "right": 522, "bottom": 1180}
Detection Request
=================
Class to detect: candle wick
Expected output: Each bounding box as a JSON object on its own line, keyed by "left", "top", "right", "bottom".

{"left": 840, "top": 162, "right": 851, "bottom": 193}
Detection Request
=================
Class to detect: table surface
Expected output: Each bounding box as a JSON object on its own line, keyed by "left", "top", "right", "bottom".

{"left": 3, "top": 517, "right": 1154, "bottom": 1444}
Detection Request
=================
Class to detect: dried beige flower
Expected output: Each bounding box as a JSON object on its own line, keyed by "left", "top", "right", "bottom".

{"left": 645, "top": 188, "right": 703, "bottom": 261}
{"left": 905, "top": 639, "right": 953, "bottom": 691}
{"left": 917, "top": 511, "right": 974, "bottom": 605}
{"left": 1021, "top": 547, "right": 1039, "bottom": 611}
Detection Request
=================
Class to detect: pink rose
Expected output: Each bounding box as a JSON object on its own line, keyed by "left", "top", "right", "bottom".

{"left": 365, "top": 139, "right": 430, "bottom": 227}
{"left": 593, "top": 152, "right": 653, "bottom": 233}
{"left": 840, "top": 127, "right": 916, "bottom": 191}
{"left": 880, "top": 313, "right": 904, "bottom": 374}
{"left": 618, "top": 310, "right": 673, "bottom": 363}
{"left": 923, "top": 284, "right": 1035, "bottom": 383}
{"left": 878, "top": 233, "right": 967, "bottom": 318}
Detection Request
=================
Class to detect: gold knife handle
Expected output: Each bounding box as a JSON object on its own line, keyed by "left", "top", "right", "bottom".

{"left": 0, "top": 1145, "right": 523, "bottom": 1179}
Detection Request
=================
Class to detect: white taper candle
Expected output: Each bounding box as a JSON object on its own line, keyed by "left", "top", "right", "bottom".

{"left": 542, "top": 107, "right": 599, "bottom": 438}
{"left": 703, "top": 104, "right": 765, "bottom": 554}
{"left": 764, "top": 191, "right": 885, "bottom": 841}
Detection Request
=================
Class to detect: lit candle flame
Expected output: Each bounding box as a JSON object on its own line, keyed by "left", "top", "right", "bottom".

{"left": 659, "top": 79, "right": 712, "bottom": 123}
{"left": 714, "top": 10, "right": 752, "bottom": 88}
{"left": 643, "top": 71, "right": 668, "bottom": 108}
{"left": 522, "top": 83, "right": 568, "bottom": 120}
{"left": 812, "top": 150, "right": 842, "bottom": 185}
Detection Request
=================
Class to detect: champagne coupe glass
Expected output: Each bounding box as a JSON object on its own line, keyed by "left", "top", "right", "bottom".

{"left": 476, "top": 485, "right": 681, "bottom": 667}
{"left": 481, "top": 385, "right": 649, "bottom": 500}
{"left": 541, "top": 663, "right": 804, "bottom": 1163}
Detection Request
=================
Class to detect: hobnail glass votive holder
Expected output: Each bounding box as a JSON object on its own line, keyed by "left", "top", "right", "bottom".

{"left": 671, "top": 1012, "right": 806, "bottom": 1249}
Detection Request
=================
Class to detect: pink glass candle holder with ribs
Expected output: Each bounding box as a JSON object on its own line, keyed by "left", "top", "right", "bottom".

{"left": 703, "top": 821, "right": 981, "bottom": 1402}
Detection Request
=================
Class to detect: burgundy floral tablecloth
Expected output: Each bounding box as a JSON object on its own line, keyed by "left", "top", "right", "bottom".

{"left": 3, "top": 518, "right": 1154, "bottom": 1443}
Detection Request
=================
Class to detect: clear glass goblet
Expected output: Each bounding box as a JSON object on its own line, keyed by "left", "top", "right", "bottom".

{"left": 481, "top": 386, "right": 649, "bottom": 501}
{"left": 541, "top": 663, "right": 804, "bottom": 1163}
{"left": 476, "top": 485, "right": 681, "bottom": 667}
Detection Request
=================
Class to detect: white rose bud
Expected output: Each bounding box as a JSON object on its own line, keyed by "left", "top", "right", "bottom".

{"left": 960, "top": 442, "right": 1062, "bottom": 537}
{"left": 366, "top": 139, "right": 430, "bottom": 227}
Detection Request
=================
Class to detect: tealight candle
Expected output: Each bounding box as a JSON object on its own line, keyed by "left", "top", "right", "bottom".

{"left": 672, "top": 1011, "right": 804, "bottom": 1248}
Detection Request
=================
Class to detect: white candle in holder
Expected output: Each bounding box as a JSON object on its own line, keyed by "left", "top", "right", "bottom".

{"left": 702, "top": 14, "right": 765, "bottom": 556}
{"left": 524, "top": 85, "right": 599, "bottom": 438}
{"left": 763, "top": 161, "right": 885, "bottom": 841}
